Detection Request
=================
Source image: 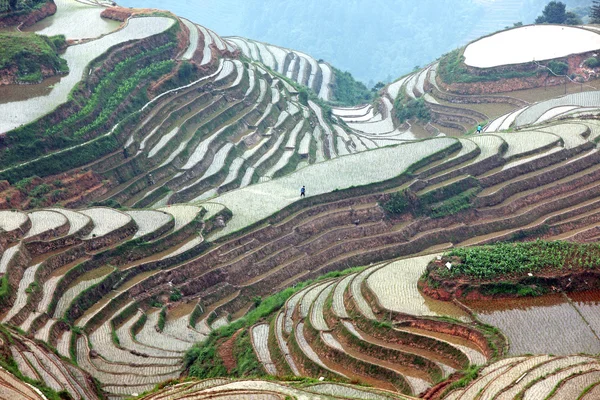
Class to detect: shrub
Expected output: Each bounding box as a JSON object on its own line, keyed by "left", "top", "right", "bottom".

{"left": 169, "top": 289, "right": 182, "bottom": 301}
{"left": 394, "top": 96, "right": 430, "bottom": 123}
{"left": 547, "top": 60, "right": 569, "bottom": 75}
{"left": 584, "top": 57, "right": 600, "bottom": 69}
{"left": 382, "top": 190, "right": 410, "bottom": 215}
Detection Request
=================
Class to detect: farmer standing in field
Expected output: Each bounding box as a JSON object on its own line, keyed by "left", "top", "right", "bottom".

{"left": 476, "top": 124, "right": 483, "bottom": 133}
{"left": 300, "top": 186, "right": 306, "bottom": 198}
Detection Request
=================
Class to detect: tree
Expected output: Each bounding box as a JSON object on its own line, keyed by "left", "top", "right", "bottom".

{"left": 564, "top": 11, "right": 582, "bottom": 25}
{"left": 591, "top": 0, "right": 600, "bottom": 24}
{"left": 536, "top": 1, "right": 567, "bottom": 24}
{"left": 8, "top": 0, "right": 17, "bottom": 10}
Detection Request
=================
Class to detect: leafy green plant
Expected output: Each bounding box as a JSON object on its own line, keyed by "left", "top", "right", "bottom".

{"left": 169, "top": 289, "right": 182, "bottom": 301}
{"left": 547, "top": 60, "right": 569, "bottom": 75}
{"left": 584, "top": 57, "right": 600, "bottom": 69}
{"left": 441, "top": 240, "right": 600, "bottom": 280}
{"left": 381, "top": 190, "right": 410, "bottom": 215}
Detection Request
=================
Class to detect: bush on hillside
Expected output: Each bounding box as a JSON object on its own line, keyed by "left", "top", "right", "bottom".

{"left": 547, "top": 60, "right": 569, "bottom": 75}
{"left": 535, "top": 1, "right": 582, "bottom": 25}
{"left": 330, "top": 66, "right": 373, "bottom": 106}
{"left": 584, "top": 57, "right": 600, "bottom": 68}
{"left": 394, "top": 95, "right": 430, "bottom": 123}
{"left": 382, "top": 190, "right": 410, "bottom": 215}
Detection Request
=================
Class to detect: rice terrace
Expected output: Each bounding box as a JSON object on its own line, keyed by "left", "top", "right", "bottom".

{"left": 2, "top": 0, "right": 600, "bottom": 398}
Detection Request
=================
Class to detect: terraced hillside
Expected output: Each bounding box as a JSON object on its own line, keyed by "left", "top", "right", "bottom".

{"left": 224, "top": 36, "right": 334, "bottom": 101}
{"left": 235, "top": 254, "right": 500, "bottom": 397}
{"left": 3, "top": 1, "right": 600, "bottom": 399}
{"left": 139, "top": 378, "right": 414, "bottom": 399}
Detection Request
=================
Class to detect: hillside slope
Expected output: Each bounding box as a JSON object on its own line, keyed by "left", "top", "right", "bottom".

{"left": 1, "top": 1, "right": 600, "bottom": 399}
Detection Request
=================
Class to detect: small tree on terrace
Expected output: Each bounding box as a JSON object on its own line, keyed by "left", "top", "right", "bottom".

{"left": 592, "top": 0, "right": 600, "bottom": 24}
{"left": 536, "top": 1, "right": 567, "bottom": 24}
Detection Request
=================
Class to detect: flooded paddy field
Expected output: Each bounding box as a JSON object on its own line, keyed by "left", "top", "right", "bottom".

{"left": 465, "top": 291, "right": 600, "bottom": 356}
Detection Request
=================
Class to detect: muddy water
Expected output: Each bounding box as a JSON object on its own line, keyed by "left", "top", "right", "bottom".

{"left": 167, "top": 301, "right": 197, "bottom": 321}
{"left": 67, "top": 264, "right": 113, "bottom": 288}
{"left": 0, "top": 75, "right": 63, "bottom": 104}
{"left": 466, "top": 292, "right": 600, "bottom": 356}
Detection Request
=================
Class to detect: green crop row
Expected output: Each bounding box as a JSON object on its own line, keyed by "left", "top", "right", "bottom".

{"left": 0, "top": 42, "right": 176, "bottom": 170}
{"left": 441, "top": 240, "right": 600, "bottom": 279}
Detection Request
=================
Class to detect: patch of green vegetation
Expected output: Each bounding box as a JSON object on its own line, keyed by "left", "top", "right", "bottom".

{"left": 111, "top": 324, "right": 120, "bottom": 346}
{"left": 381, "top": 189, "right": 410, "bottom": 215}
{"left": 536, "top": 1, "right": 582, "bottom": 25}
{"left": 438, "top": 49, "right": 538, "bottom": 83}
{"left": 444, "top": 365, "right": 482, "bottom": 395}
{"left": 330, "top": 66, "right": 374, "bottom": 106}
{"left": 0, "top": 32, "right": 68, "bottom": 82}
{"left": 441, "top": 240, "right": 600, "bottom": 280}
{"left": 231, "top": 329, "right": 264, "bottom": 376}
{"left": 0, "top": 0, "right": 47, "bottom": 13}
{"left": 429, "top": 187, "right": 480, "bottom": 219}
{"left": 25, "top": 281, "right": 39, "bottom": 294}
{"left": 0, "top": 274, "right": 10, "bottom": 306}
{"left": 547, "top": 60, "right": 569, "bottom": 75}
{"left": 480, "top": 282, "right": 547, "bottom": 297}
{"left": 508, "top": 224, "right": 550, "bottom": 242}
{"left": 158, "top": 306, "right": 167, "bottom": 331}
{"left": 169, "top": 288, "right": 182, "bottom": 301}
{"left": 394, "top": 94, "right": 430, "bottom": 123}
{"left": 584, "top": 57, "right": 600, "bottom": 69}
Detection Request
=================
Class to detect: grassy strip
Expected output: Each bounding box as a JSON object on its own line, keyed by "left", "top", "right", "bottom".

{"left": 185, "top": 265, "right": 365, "bottom": 378}
{"left": 0, "top": 274, "right": 10, "bottom": 306}
{"left": 438, "top": 49, "right": 539, "bottom": 84}
{"left": 381, "top": 178, "right": 480, "bottom": 219}
{"left": 158, "top": 306, "right": 167, "bottom": 332}
{"left": 429, "top": 187, "right": 480, "bottom": 218}
{"left": 231, "top": 329, "right": 263, "bottom": 376}
{"left": 578, "top": 382, "right": 600, "bottom": 399}
{"left": 441, "top": 365, "right": 482, "bottom": 398}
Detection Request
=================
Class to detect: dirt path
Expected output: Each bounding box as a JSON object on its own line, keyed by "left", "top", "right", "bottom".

{"left": 218, "top": 329, "right": 241, "bottom": 373}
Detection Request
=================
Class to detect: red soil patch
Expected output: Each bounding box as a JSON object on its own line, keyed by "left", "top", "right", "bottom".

{"left": 218, "top": 329, "right": 241, "bottom": 373}
{"left": 0, "top": 0, "right": 56, "bottom": 28}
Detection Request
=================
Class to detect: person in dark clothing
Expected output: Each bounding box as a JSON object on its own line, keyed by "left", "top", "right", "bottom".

{"left": 300, "top": 186, "right": 306, "bottom": 197}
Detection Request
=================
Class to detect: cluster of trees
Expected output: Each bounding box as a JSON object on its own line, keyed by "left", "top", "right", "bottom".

{"left": 535, "top": 1, "right": 583, "bottom": 24}
{"left": 592, "top": 0, "right": 600, "bottom": 23}
{"left": 330, "top": 67, "right": 373, "bottom": 106}
{"left": 0, "top": 0, "right": 47, "bottom": 13}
